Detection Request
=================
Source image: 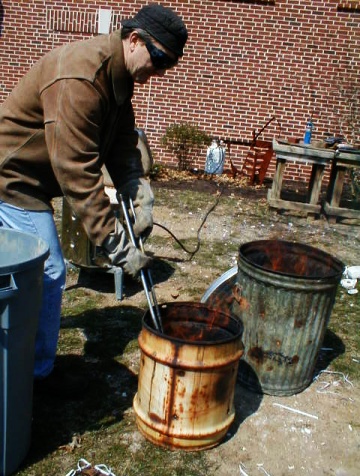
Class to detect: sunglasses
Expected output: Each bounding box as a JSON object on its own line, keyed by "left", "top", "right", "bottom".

{"left": 144, "top": 40, "right": 178, "bottom": 70}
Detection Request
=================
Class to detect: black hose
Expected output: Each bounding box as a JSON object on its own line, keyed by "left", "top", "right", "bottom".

{"left": 153, "top": 184, "right": 224, "bottom": 261}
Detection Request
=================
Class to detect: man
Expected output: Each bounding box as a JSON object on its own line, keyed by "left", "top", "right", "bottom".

{"left": 0, "top": 3, "right": 188, "bottom": 391}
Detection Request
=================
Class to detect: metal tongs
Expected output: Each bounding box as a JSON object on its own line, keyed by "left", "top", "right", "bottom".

{"left": 118, "top": 194, "right": 163, "bottom": 333}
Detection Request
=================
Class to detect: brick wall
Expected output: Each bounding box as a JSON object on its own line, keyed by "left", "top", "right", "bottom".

{"left": 0, "top": 0, "right": 359, "bottom": 182}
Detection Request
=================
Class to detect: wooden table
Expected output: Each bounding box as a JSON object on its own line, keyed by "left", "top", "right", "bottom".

{"left": 268, "top": 139, "right": 333, "bottom": 217}
{"left": 324, "top": 149, "right": 360, "bottom": 223}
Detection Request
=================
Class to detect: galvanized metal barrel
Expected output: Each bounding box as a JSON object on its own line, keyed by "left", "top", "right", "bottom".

{"left": 235, "top": 240, "right": 344, "bottom": 396}
{"left": 133, "top": 302, "right": 244, "bottom": 450}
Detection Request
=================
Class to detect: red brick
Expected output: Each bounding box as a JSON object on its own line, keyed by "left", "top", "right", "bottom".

{"left": 0, "top": 0, "right": 359, "bottom": 181}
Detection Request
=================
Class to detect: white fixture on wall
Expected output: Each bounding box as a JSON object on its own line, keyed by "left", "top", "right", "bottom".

{"left": 98, "top": 8, "right": 112, "bottom": 34}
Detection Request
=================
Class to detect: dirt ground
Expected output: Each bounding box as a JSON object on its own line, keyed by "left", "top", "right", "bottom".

{"left": 62, "top": 172, "right": 360, "bottom": 476}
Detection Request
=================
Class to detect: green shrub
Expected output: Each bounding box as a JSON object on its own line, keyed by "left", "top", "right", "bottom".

{"left": 149, "top": 162, "right": 164, "bottom": 180}
{"left": 161, "top": 122, "right": 211, "bottom": 171}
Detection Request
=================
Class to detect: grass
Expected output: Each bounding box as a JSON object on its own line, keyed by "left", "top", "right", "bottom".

{"left": 325, "top": 287, "right": 360, "bottom": 380}
{"left": 17, "top": 291, "right": 215, "bottom": 475}
{"left": 14, "top": 176, "right": 360, "bottom": 475}
{"left": 14, "top": 261, "right": 219, "bottom": 475}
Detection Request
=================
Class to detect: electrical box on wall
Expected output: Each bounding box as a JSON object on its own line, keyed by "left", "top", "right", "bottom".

{"left": 98, "top": 8, "right": 112, "bottom": 34}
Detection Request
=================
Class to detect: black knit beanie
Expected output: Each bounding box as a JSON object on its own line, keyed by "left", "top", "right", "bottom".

{"left": 122, "top": 3, "right": 188, "bottom": 57}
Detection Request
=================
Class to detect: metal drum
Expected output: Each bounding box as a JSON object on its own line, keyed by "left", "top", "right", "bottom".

{"left": 133, "top": 302, "right": 244, "bottom": 450}
{"left": 202, "top": 240, "right": 344, "bottom": 396}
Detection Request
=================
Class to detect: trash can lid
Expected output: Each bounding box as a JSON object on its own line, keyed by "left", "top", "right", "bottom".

{"left": 0, "top": 228, "right": 49, "bottom": 275}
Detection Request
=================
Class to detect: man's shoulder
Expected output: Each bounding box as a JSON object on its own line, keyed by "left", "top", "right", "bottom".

{"left": 42, "top": 31, "right": 121, "bottom": 82}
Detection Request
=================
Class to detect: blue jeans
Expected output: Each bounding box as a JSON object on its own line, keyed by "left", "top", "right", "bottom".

{"left": 0, "top": 200, "right": 67, "bottom": 378}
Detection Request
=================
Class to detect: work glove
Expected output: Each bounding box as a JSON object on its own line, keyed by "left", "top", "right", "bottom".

{"left": 102, "top": 220, "right": 152, "bottom": 279}
{"left": 117, "top": 178, "right": 154, "bottom": 239}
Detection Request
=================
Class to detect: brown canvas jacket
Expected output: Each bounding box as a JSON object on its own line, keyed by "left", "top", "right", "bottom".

{"left": 0, "top": 30, "right": 144, "bottom": 245}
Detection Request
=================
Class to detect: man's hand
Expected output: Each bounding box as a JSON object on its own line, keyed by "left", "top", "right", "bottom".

{"left": 102, "top": 220, "right": 152, "bottom": 278}
{"left": 117, "top": 178, "right": 154, "bottom": 239}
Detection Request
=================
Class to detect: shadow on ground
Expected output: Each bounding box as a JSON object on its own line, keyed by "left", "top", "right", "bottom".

{"left": 314, "top": 329, "right": 346, "bottom": 376}
{"left": 226, "top": 366, "right": 263, "bottom": 442}
{"left": 66, "top": 256, "right": 176, "bottom": 299}
{"left": 20, "top": 304, "right": 143, "bottom": 470}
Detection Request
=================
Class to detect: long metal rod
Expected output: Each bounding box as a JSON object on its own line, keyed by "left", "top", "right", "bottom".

{"left": 118, "top": 194, "right": 163, "bottom": 332}
{"left": 128, "top": 198, "right": 163, "bottom": 326}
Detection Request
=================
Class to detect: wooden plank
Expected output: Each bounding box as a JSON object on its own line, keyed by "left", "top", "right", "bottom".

{"left": 334, "top": 153, "right": 360, "bottom": 167}
{"left": 273, "top": 139, "right": 334, "bottom": 163}
{"left": 270, "top": 159, "right": 286, "bottom": 199}
{"left": 329, "top": 168, "right": 347, "bottom": 208}
{"left": 307, "top": 164, "right": 325, "bottom": 204}
{"left": 268, "top": 197, "right": 321, "bottom": 213}
{"left": 323, "top": 202, "right": 360, "bottom": 220}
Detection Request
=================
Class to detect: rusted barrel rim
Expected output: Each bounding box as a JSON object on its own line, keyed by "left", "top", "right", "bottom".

{"left": 239, "top": 239, "right": 344, "bottom": 281}
{"left": 143, "top": 302, "right": 243, "bottom": 346}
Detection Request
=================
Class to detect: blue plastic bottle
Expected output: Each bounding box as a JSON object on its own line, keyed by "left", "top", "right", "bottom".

{"left": 303, "top": 118, "right": 313, "bottom": 145}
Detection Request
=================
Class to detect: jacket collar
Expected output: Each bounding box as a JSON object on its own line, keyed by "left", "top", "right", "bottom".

{"left": 109, "top": 30, "right": 134, "bottom": 105}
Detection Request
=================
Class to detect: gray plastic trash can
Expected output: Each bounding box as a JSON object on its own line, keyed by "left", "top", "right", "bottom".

{"left": 0, "top": 228, "right": 49, "bottom": 476}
